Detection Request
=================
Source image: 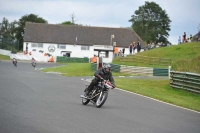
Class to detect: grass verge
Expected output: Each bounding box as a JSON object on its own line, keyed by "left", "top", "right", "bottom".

{"left": 115, "top": 78, "right": 200, "bottom": 112}
{"left": 42, "top": 63, "right": 132, "bottom": 76}
{"left": 0, "top": 54, "right": 10, "bottom": 60}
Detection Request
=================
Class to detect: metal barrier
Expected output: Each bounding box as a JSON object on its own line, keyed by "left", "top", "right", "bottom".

{"left": 57, "top": 56, "right": 89, "bottom": 63}
{"left": 170, "top": 71, "right": 200, "bottom": 93}
{"left": 91, "top": 63, "right": 169, "bottom": 76}
{"left": 91, "top": 63, "right": 120, "bottom": 72}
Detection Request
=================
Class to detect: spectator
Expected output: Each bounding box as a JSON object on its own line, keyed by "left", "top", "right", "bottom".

{"left": 187, "top": 38, "right": 191, "bottom": 43}
{"left": 182, "top": 35, "right": 185, "bottom": 43}
{"left": 137, "top": 40, "right": 141, "bottom": 53}
{"left": 133, "top": 42, "right": 136, "bottom": 54}
{"left": 91, "top": 55, "right": 97, "bottom": 63}
{"left": 183, "top": 32, "right": 186, "bottom": 43}
{"left": 122, "top": 48, "right": 125, "bottom": 57}
{"left": 190, "top": 34, "right": 193, "bottom": 42}
{"left": 129, "top": 43, "right": 133, "bottom": 54}
{"left": 118, "top": 50, "right": 123, "bottom": 57}
{"left": 178, "top": 36, "right": 181, "bottom": 44}
{"left": 114, "top": 46, "right": 118, "bottom": 57}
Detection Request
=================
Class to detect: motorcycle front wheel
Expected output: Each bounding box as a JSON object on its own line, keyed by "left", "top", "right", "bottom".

{"left": 96, "top": 91, "right": 108, "bottom": 108}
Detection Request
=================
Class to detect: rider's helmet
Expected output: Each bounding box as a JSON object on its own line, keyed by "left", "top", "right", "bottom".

{"left": 103, "top": 63, "right": 111, "bottom": 74}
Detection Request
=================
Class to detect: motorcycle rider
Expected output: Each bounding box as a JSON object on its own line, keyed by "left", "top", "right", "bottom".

{"left": 31, "top": 57, "right": 36, "bottom": 63}
{"left": 12, "top": 58, "right": 17, "bottom": 64}
{"left": 85, "top": 63, "right": 115, "bottom": 97}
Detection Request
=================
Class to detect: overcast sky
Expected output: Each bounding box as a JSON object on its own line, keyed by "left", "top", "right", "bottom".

{"left": 0, "top": 0, "right": 200, "bottom": 44}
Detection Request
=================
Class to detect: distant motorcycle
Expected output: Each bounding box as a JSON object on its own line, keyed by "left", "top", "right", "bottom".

{"left": 31, "top": 61, "right": 36, "bottom": 68}
{"left": 12, "top": 59, "right": 17, "bottom": 67}
{"left": 80, "top": 78, "right": 115, "bottom": 108}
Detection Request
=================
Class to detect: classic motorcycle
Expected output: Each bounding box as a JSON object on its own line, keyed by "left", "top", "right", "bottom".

{"left": 31, "top": 61, "right": 36, "bottom": 68}
{"left": 80, "top": 79, "right": 115, "bottom": 108}
{"left": 13, "top": 59, "right": 17, "bottom": 67}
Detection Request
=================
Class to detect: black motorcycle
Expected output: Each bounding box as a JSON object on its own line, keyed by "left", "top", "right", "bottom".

{"left": 13, "top": 59, "right": 17, "bottom": 67}
{"left": 31, "top": 61, "right": 36, "bottom": 68}
{"left": 80, "top": 79, "right": 115, "bottom": 108}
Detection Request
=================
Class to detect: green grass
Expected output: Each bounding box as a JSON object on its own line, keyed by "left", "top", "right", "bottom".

{"left": 0, "top": 54, "right": 10, "bottom": 60}
{"left": 115, "top": 78, "right": 200, "bottom": 112}
{"left": 113, "top": 42, "right": 200, "bottom": 73}
{"left": 42, "top": 63, "right": 131, "bottom": 76}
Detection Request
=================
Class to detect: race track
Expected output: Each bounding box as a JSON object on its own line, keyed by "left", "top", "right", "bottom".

{"left": 0, "top": 61, "right": 199, "bottom": 133}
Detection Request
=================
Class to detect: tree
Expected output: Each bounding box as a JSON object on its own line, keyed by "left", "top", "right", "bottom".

{"left": 61, "top": 13, "right": 78, "bottom": 25}
{"left": 16, "top": 14, "right": 48, "bottom": 50}
{"left": 0, "top": 17, "right": 16, "bottom": 39}
{"left": 0, "top": 17, "right": 18, "bottom": 50}
{"left": 61, "top": 21, "right": 75, "bottom": 25}
{"left": 129, "top": 1, "right": 171, "bottom": 44}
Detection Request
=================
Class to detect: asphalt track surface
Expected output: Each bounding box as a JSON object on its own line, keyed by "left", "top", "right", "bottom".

{"left": 0, "top": 61, "right": 200, "bottom": 133}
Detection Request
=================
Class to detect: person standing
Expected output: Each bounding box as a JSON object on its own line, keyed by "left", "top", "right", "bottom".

{"left": 178, "top": 36, "right": 181, "bottom": 44}
{"left": 137, "top": 40, "right": 141, "bottom": 53}
{"left": 129, "top": 43, "right": 133, "bottom": 54}
{"left": 183, "top": 32, "right": 186, "bottom": 43}
{"left": 114, "top": 46, "right": 119, "bottom": 57}
{"left": 122, "top": 47, "right": 125, "bottom": 57}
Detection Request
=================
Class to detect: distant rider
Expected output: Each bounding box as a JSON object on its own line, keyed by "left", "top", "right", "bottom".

{"left": 12, "top": 58, "right": 17, "bottom": 64}
{"left": 31, "top": 57, "right": 36, "bottom": 63}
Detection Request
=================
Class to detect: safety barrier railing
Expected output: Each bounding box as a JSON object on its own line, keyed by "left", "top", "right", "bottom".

{"left": 170, "top": 71, "right": 200, "bottom": 93}
{"left": 91, "top": 63, "right": 169, "bottom": 76}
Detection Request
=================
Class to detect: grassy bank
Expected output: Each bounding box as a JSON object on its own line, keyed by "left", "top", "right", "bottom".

{"left": 0, "top": 54, "right": 10, "bottom": 60}
{"left": 113, "top": 42, "right": 200, "bottom": 73}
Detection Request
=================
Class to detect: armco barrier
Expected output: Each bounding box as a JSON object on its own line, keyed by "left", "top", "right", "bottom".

{"left": 120, "top": 65, "right": 153, "bottom": 76}
{"left": 170, "top": 71, "right": 200, "bottom": 93}
{"left": 153, "top": 68, "right": 169, "bottom": 76}
{"left": 57, "top": 56, "right": 89, "bottom": 63}
{"left": 91, "top": 63, "right": 168, "bottom": 76}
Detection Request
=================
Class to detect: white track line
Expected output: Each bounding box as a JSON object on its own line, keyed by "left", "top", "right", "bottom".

{"left": 81, "top": 79, "right": 200, "bottom": 113}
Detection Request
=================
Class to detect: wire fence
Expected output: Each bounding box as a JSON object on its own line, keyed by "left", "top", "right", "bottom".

{"left": 0, "top": 38, "right": 19, "bottom": 52}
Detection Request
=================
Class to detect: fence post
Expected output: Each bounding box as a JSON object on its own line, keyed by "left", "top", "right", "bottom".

{"left": 168, "top": 66, "right": 171, "bottom": 79}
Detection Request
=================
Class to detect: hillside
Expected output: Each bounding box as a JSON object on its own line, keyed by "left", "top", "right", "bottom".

{"left": 113, "top": 42, "right": 200, "bottom": 74}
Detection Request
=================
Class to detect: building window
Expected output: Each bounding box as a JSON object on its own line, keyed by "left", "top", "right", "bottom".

{"left": 38, "top": 43, "right": 43, "bottom": 48}
{"left": 31, "top": 43, "right": 43, "bottom": 48}
{"left": 31, "top": 43, "right": 37, "bottom": 47}
{"left": 57, "top": 44, "right": 66, "bottom": 49}
{"left": 81, "top": 46, "right": 90, "bottom": 50}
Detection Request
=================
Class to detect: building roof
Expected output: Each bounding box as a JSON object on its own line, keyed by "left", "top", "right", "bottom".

{"left": 24, "top": 22, "right": 144, "bottom": 48}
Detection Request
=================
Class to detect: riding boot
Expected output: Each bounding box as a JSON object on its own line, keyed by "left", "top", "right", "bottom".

{"left": 85, "top": 78, "right": 98, "bottom": 96}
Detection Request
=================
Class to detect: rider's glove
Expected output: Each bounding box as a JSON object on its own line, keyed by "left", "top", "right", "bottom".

{"left": 111, "top": 82, "right": 116, "bottom": 88}
{"left": 96, "top": 74, "right": 102, "bottom": 79}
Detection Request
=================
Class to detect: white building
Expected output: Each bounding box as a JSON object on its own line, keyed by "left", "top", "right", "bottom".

{"left": 23, "top": 22, "right": 144, "bottom": 63}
